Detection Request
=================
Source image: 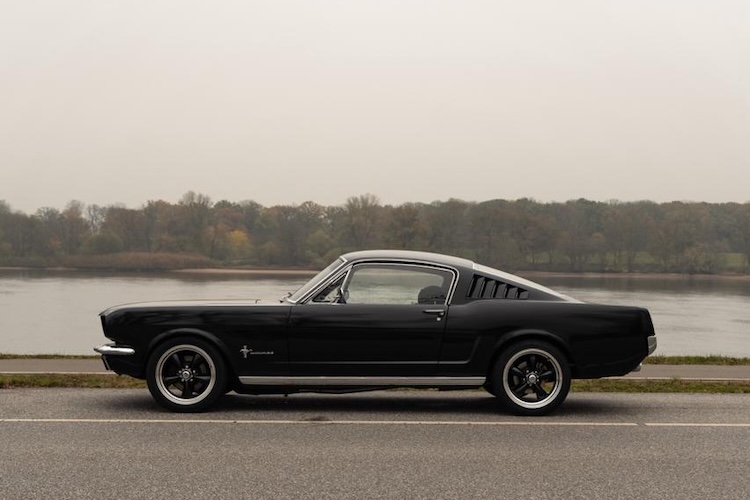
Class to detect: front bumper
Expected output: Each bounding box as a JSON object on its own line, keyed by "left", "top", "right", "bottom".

{"left": 94, "top": 344, "right": 135, "bottom": 356}
{"left": 94, "top": 343, "right": 140, "bottom": 376}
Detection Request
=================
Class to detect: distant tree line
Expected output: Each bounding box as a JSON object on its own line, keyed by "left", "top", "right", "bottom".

{"left": 1, "top": 193, "right": 749, "bottom": 274}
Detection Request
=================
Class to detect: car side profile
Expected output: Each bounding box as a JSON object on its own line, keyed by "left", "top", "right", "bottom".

{"left": 95, "top": 250, "right": 657, "bottom": 415}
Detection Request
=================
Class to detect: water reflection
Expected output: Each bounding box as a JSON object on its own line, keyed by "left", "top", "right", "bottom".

{"left": 535, "top": 274, "right": 750, "bottom": 297}
{"left": 0, "top": 270, "right": 748, "bottom": 357}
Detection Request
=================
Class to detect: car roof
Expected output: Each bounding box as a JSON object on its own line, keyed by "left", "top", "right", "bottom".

{"left": 339, "top": 250, "right": 577, "bottom": 302}
{"left": 340, "top": 250, "right": 475, "bottom": 270}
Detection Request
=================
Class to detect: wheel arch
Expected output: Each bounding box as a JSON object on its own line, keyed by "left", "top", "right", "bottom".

{"left": 486, "top": 329, "right": 575, "bottom": 379}
{"left": 147, "top": 328, "right": 236, "bottom": 379}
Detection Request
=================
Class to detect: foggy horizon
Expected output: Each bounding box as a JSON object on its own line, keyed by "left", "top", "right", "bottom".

{"left": 2, "top": 1, "right": 749, "bottom": 214}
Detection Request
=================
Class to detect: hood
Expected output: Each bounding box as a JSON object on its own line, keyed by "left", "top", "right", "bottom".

{"left": 99, "top": 298, "right": 282, "bottom": 316}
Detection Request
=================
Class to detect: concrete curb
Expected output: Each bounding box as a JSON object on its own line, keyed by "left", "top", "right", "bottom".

{"left": 620, "top": 364, "right": 750, "bottom": 381}
{"left": 0, "top": 359, "right": 108, "bottom": 374}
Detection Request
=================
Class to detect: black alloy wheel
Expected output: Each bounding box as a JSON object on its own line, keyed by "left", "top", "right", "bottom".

{"left": 491, "top": 340, "right": 571, "bottom": 416}
{"left": 146, "top": 337, "right": 227, "bottom": 412}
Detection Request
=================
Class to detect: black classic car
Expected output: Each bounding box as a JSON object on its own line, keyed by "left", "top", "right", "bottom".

{"left": 95, "top": 250, "right": 657, "bottom": 415}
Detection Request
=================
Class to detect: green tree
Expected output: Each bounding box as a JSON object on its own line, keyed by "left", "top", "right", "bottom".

{"left": 421, "top": 199, "right": 471, "bottom": 256}
{"left": 61, "top": 201, "right": 88, "bottom": 255}
{"left": 384, "top": 203, "right": 421, "bottom": 250}
{"left": 0, "top": 201, "right": 11, "bottom": 257}
{"left": 468, "top": 200, "right": 511, "bottom": 266}
{"left": 85, "top": 204, "right": 107, "bottom": 236}
{"left": 177, "top": 191, "right": 213, "bottom": 253}
{"left": 556, "top": 200, "right": 605, "bottom": 271}
{"left": 342, "top": 194, "right": 381, "bottom": 249}
{"left": 34, "top": 207, "right": 64, "bottom": 256}
{"left": 2, "top": 212, "right": 36, "bottom": 257}
{"left": 101, "top": 206, "right": 146, "bottom": 252}
{"left": 605, "top": 202, "right": 653, "bottom": 272}
{"left": 733, "top": 203, "right": 750, "bottom": 272}
{"left": 511, "top": 200, "right": 558, "bottom": 268}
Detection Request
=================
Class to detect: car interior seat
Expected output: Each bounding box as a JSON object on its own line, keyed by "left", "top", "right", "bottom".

{"left": 417, "top": 285, "right": 446, "bottom": 305}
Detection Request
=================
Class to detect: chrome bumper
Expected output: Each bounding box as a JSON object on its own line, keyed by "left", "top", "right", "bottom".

{"left": 94, "top": 344, "right": 135, "bottom": 356}
{"left": 631, "top": 336, "right": 658, "bottom": 373}
{"left": 630, "top": 336, "right": 659, "bottom": 373}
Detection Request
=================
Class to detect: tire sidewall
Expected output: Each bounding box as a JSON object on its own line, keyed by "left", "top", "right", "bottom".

{"left": 491, "top": 340, "right": 571, "bottom": 416}
{"left": 146, "top": 336, "right": 227, "bottom": 413}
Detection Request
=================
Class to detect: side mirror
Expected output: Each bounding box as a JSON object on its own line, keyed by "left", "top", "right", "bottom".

{"left": 334, "top": 287, "right": 348, "bottom": 304}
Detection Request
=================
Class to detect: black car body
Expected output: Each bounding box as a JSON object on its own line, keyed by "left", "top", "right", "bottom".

{"left": 95, "top": 250, "right": 657, "bottom": 415}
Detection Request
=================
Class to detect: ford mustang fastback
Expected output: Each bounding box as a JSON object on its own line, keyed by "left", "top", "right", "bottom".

{"left": 95, "top": 250, "right": 657, "bottom": 415}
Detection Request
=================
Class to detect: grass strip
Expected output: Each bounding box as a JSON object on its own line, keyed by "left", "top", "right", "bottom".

{"left": 572, "top": 379, "right": 750, "bottom": 394}
{"left": 0, "top": 374, "right": 146, "bottom": 389}
{"left": 644, "top": 355, "right": 750, "bottom": 366}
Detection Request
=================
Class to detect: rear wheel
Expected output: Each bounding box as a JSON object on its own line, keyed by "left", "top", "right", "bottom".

{"left": 491, "top": 340, "right": 571, "bottom": 416}
{"left": 146, "top": 337, "right": 227, "bottom": 412}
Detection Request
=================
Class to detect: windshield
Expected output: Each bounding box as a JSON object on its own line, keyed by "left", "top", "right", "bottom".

{"left": 286, "top": 257, "right": 346, "bottom": 303}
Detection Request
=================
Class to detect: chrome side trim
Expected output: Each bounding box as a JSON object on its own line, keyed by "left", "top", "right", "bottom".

{"left": 238, "top": 376, "right": 485, "bottom": 386}
{"left": 94, "top": 344, "right": 136, "bottom": 356}
{"left": 647, "top": 335, "right": 657, "bottom": 355}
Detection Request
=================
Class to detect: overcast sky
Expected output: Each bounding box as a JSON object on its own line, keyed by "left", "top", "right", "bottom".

{"left": 1, "top": 1, "right": 748, "bottom": 213}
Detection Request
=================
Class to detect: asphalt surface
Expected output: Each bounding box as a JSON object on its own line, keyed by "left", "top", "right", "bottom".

{"left": 1, "top": 390, "right": 749, "bottom": 499}
{"left": 2, "top": 358, "right": 750, "bottom": 380}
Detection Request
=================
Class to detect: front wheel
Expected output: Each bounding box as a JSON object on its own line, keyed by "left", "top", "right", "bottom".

{"left": 146, "top": 337, "right": 227, "bottom": 412}
{"left": 491, "top": 341, "right": 571, "bottom": 416}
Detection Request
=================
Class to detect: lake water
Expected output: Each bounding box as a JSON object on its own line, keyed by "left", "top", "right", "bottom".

{"left": 1, "top": 269, "right": 748, "bottom": 357}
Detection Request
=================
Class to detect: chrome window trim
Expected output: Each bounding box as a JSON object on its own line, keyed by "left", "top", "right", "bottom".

{"left": 298, "top": 259, "right": 459, "bottom": 306}
{"left": 286, "top": 256, "right": 349, "bottom": 304}
{"left": 239, "top": 376, "right": 485, "bottom": 386}
{"left": 298, "top": 268, "right": 352, "bottom": 305}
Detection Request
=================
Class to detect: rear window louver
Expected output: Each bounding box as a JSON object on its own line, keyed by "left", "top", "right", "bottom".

{"left": 467, "top": 275, "right": 529, "bottom": 300}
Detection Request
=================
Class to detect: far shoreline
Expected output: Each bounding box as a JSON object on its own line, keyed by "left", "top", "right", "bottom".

{"left": 520, "top": 270, "right": 750, "bottom": 282}
{"left": 0, "top": 265, "right": 318, "bottom": 277}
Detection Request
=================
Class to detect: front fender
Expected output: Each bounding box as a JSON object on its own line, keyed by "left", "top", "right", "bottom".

{"left": 147, "top": 328, "right": 233, "bottom": 372}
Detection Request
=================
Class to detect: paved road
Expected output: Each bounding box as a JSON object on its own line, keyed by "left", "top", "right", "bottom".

{"left": 1, "top": 389, "right": 748, "bottom": 499}
{"left": 3, "top": 357, "right": 750, "bottom": 380}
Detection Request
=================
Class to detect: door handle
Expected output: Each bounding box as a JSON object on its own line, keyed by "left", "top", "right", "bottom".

{"left": 422, "top": 308, "right": 446, "bottom": 320}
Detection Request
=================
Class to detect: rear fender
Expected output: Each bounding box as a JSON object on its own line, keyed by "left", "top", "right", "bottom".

{"left": 487, "top": 329, "right": 575, "bottom": 377}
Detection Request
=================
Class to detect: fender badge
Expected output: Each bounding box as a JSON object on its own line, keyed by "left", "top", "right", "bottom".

{"left": 240, "top": 345, "right": 274, "bottom": 358}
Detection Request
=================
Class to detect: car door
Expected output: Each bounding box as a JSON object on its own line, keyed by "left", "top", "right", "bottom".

{"left": 287, "top": 262, "right": 455, "bottom": 376}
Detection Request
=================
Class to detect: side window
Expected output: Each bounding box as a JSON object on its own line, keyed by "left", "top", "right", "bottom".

{"left": 344, "top": 264, "right": 453, "bottom": 305}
